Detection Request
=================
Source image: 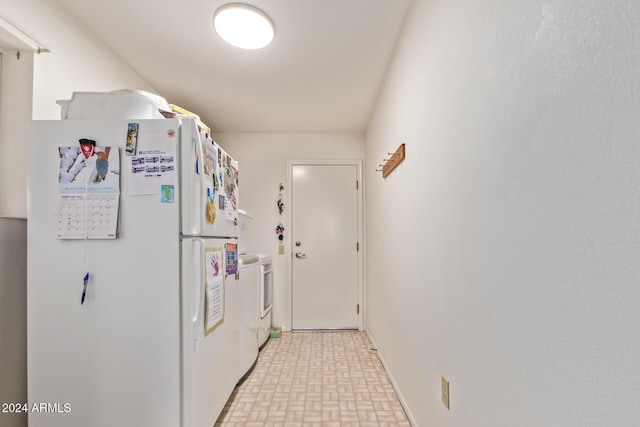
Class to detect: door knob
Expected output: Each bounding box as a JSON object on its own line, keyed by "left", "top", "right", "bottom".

{"left": 295, "top": 252, "right": 307, "bottom": 259}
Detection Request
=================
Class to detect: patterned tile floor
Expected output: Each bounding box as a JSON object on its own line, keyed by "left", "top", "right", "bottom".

{"left": 214, "top": 331, "right": 411, "bottom": 427}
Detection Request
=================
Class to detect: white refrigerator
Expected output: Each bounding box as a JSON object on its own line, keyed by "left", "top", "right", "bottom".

{"left": 27, "top": 114, "right": 240, "bottom": 427}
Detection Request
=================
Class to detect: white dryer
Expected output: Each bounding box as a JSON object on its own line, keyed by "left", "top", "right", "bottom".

{"left": 237, "top": 210, "right": 260, "bottom": 381}
{"left": 256, "top": 253, "right": 273, "bottom": 348}
{"left": 237, "top": 253, "right": 259, "bottom": 381}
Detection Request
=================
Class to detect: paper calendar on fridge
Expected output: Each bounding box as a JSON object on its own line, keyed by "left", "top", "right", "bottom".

{"left": 56, "top": 145, "right": 120, "bottom": 239}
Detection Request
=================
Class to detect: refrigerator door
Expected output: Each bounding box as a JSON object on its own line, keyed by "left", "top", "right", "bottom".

{"left": 181, "top": 237, "right": 239, "bottom": 427}
{"left": 28, "top": 119, "right": 182, "bottom": 427}
{"left": 180, "top": 118, "right": 239, "bottom": 238}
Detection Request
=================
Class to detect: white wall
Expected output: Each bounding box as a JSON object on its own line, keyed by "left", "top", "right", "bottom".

{"left": 365, "top": 0, "right": 640, "bottom": 426}
{"left": 214, "top": 133, "right": 365, "bottom": 330}
{"left": 0, "top": 50, "right": 33, "bottom": 220}
{"left": 0, "top": 218, "right": 27, "bottom": 427}
{"left": 0, "top": 0, "right": 156, "bottom": 217}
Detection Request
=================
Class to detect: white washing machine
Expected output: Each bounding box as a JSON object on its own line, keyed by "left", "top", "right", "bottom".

{"left": 256, "top": 253, "right": 273, "bottom": 348}
{"left": 237, "top": 253, "right": 259, "bottom": 381}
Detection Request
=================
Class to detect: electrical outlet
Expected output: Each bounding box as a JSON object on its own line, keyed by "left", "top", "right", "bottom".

{"left": 278, "top": 244, "right": 285, "bottom": 255}
{"left": 441, "top": 376, "right": 450, "bottom": 409}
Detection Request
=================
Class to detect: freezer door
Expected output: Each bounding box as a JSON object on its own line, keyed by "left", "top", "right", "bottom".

{"left": 181, "top": 238, "right": 240, "bottom": 427}
{"left": 180, "top": 118, "right": 239, "bottom": 237}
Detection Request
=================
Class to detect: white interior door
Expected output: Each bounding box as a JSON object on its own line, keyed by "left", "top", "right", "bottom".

{"left": 291, "top": 164, "right": 359, "bottom": 329}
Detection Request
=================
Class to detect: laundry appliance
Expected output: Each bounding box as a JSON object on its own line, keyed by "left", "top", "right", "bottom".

{"left": 257, "top": 253, "right": 273, "bottom": 348}
{"left": 237, "top": 210, "right": 259, "bottom": 380}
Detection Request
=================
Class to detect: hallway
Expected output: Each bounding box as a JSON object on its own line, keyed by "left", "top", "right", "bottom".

{"left": 215, "top": 331, "right": 411, "bottom": 426}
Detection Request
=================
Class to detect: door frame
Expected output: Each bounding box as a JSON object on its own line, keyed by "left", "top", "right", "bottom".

{"left": 286, "top": 159, "right": 364, "bottom": 331}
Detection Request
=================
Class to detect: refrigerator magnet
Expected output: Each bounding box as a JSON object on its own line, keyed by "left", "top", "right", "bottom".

{"left": 225, "top": 243, "right": 238, "bottom": 276}
{"left": 79, "top": 138, "right": 96, "bottom": 158}
{"left": 161, "top": 185, "right": 174, "bottom": 203}
{"left": 125, "top": 123, "right": 139, "bottom": 156}
{"left": 206, "top": 188, "right": 216, "bottom": 223}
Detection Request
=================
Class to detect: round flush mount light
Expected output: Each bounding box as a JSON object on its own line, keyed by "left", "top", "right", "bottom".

{"left": 213, "top": 3, "right": 274, "bottom": 50}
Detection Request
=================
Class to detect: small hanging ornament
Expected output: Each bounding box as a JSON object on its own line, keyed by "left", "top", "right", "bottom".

{"left": 276, "top": 183, "right": 285, "bottom": 214}
{"left": 275, "top": 223, "right": 284, "bottom": 241}
{"left": 276, "top": 193, "right": 284, "bottom": 215}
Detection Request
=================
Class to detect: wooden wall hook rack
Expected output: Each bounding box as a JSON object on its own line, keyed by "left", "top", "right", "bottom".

{"left": 379, "top": 143, "right": 405, "bottom": 178}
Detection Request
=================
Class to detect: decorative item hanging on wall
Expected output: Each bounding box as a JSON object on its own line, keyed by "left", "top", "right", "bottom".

{"left": 276, "top": 182, "right": 285, "bottom": 214}
{"left": 275, "top": 223, "right": 284, "bottom": 241}
{"left": 275, "top": 183, "right": 285, "bottom": 242}
{"left": 276, "top": 193, "right": 284, "bottom": 215}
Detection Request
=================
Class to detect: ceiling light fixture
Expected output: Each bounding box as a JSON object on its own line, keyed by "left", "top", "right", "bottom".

{"left": 213, "top": 3, "right": 274, "bottom": 50}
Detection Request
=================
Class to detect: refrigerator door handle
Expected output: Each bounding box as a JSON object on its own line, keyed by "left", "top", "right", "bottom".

{"left": 193, "top": 238, "right": 203, "bottom": 328}
{"left": 194, "top": 133, "right": 206, "bottom": 236}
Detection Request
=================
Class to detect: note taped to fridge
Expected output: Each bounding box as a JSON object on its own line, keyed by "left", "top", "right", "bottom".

{"left": 204, "top": 247, "right": 225, "bottom": 335}
{"left": 127, "top": 129, "right": 177, "bottom": 195}
{"left": 57, "top": 146, "right": 120, "bottom": 239}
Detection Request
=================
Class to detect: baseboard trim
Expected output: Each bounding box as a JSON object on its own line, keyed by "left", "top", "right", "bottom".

{"left": 366, "top": 330, "right": 418, "bottom": 427}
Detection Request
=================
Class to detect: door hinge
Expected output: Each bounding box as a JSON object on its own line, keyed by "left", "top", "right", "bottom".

{"left": 356, "top": 242, "right": 359, "bottom": 251}
{"left": 356, "top": 180, "right": 359, "bottom": 190}
{"left": 357, "top": 304, "right": 360, "bottom": 314}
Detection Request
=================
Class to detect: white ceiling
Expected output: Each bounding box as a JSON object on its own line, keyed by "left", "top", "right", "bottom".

{"left": 56, "top": 0, "right": 412, "bottom": 133}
